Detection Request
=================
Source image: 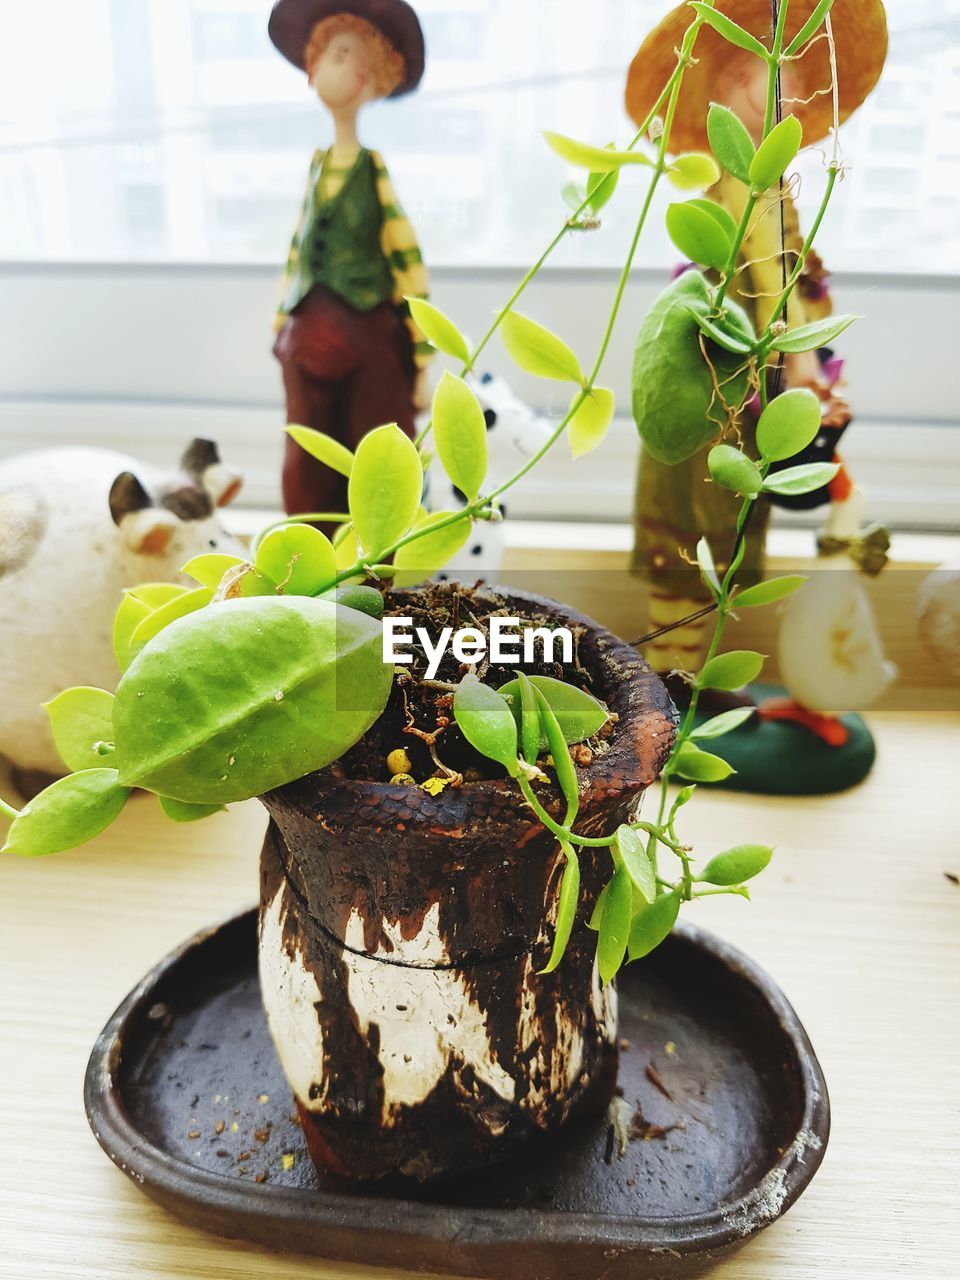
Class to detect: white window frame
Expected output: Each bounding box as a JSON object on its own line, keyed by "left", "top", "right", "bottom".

{"left": 0, "top": 260, "right": 957, "bottom": 529}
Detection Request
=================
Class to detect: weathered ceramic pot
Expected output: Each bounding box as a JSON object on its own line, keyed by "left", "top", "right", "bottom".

{"left": 258, "top": 590, "right": 676, "bottom": 1183}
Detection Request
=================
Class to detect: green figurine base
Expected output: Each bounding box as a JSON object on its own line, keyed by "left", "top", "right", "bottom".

{"left": 691, "top": 684, "right": 877, "bottom": 795}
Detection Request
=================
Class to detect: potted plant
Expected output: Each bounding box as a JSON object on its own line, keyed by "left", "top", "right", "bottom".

{"left": 1, "top": 0, "right": 852, "bottom": 1185}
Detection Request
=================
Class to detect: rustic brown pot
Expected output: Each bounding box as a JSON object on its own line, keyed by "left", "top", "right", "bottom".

{"left": 257, "top": 589, "right": 676, "bottom": 1183}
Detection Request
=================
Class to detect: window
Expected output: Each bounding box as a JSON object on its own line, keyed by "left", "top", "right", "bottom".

{"left": 0, "top": 1, "right": 957, "bottom": 528}
{"left": 1, "top": 0, "right": 958, "bottom": 271}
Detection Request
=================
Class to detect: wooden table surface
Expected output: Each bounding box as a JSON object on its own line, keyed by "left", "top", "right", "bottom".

{"left": 1, "top": 710, "right": 957, "bottom": 1280}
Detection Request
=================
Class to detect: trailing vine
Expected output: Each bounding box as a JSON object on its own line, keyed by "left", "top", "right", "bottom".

{"left": 1, "top": 0, "right": 854, "bottom": 985}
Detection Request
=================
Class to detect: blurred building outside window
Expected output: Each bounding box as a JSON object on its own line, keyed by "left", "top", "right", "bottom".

{"left": 0, "top": 1, "right": 957, "bottom": 529}
{"left": 0, "top": 0, "right": 957, "bottom": 274}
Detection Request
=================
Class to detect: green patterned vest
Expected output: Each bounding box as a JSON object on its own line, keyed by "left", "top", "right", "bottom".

{"left": 282, "top": 149, "right": 394, "bottom": 315}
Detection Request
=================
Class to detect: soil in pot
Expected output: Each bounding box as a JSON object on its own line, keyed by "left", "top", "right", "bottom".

{"left": 258, "top": 582, "right": 677, "bottom": 1184}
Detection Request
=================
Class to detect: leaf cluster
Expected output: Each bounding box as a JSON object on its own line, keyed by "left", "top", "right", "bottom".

{"left": 0, "top": 0, "right": 848, "bottom": 982}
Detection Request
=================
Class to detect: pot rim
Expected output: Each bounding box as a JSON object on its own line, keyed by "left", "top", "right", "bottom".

{"left": 267, "top": 585, "right": 677, "bottom": 827}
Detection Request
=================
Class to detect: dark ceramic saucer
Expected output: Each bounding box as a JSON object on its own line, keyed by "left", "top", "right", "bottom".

{"left": 84, "top": 909, "right": 829, "bottom": 1280}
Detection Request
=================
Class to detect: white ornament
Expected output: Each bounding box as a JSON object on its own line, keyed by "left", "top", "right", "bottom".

{"left": 0, "top": 440, "right": 244, "bottom": 776}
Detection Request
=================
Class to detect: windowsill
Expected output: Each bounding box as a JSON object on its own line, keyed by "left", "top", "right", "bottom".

{"left": 222, "top": 509, "right": 959, "bottom": 569}
{"left": 216, "top": 510, "right": 960, "bottom": 707}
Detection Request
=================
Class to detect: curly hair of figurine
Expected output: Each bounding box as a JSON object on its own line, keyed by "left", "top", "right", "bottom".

{"left": 305, "top": 14, "right": 405, "bottom": 97}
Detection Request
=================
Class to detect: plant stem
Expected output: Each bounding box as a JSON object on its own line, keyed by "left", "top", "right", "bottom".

{"left": 0, "top": 797, "right": 20, "bottom": 822}
{"left": 693, "top": 886, "right": 750, "bottom": 899}
{"left": 516, "top": 776, "right": 616, "bottom": 847}
{"left": 331, "top": 8, "right": 716, "bottom": 585}
{"left": 651, "top": 16, "right": 843, "bottom": 891}
{"left": 516, "top": 775, "right": 685, "bottom": 857}
{"left": 715, "top": 196, "right": 759, "bottom": 308}
{"left": 655, "top": 7, "right": 803, "bottom": 890}
{"left": 413, "top": 1, "right": 718, "bottom": 450}
{"left": 765, "top": 0, "right": 793, "bottom": 136}
{"left": 766, "top": 164, "right": 839, "bottom": 331}
{"left": 715, "top": 0, "right": 792, "bottom": 308}
{"left": 250, "top": 512, "right": 350, "bottom": 555}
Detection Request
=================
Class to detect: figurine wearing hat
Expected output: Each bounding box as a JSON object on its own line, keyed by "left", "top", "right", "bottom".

{"left": 627, "top": 0, "right": 892, "bottom": 792}
{"left": 269, "top": 0, "right": 433, "bottom": 523}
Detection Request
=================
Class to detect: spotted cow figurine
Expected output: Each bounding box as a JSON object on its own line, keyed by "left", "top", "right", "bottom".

{"left": 426, "top": 372, "right": 553, "bottom": 581}
{"left": 0, "top": 439, "right": 244, "bottom": 783}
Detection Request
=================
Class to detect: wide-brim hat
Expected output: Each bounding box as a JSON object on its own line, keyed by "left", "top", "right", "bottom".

{"left": 625, "top": 0, "right": 887, "bottom": 152}
{"left": 268, "top": 0, "right": 425, "bottom": 96}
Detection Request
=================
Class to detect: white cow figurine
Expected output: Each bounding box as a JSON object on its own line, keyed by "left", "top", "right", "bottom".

{"left": 0, "top": 439, "right": 244, "bottom": 782}
{"left": 426, "top": 372, "right": 554, "bottom": 580}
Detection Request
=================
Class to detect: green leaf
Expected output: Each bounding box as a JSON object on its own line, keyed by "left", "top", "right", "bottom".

{"left": 542, "top": 131, "right": 654, "bottom": 172}
{"left": 597, "top": 865, "right": 632, "bottom": 985}
{"left": 756, "top": 387, "right": 822, "bottom": 462}
{"left": 670, "top": 742, "right": 736, "bottom": 783}
{"left": 587, "top": 168, "right": 618, "bottom": 213}
{"left": 613, "top": 825, "right": 656, "bottom": 906}
{"left": 333, "top": 521, "right": 359, "bottom": 570}
{"left": 684, "top": 301, "right": 753, "bottom": 354}
{"left": 708, "top": 444, "right": 763, "bottom": 497}
{"left": 181, "top": 553, "right": 247, "bottom": 590}
{"left": 706, "top": 103, "right": 756, "bottom": 184}
{"left": 498, "top": 675, "right": 607, "bottom": 751}
{"left": 159, "top": 796, "right": 225, "bottom": 823}
{"left": 700, "top": 843, "right": 773, "bottom": 885}
{"left": 114, "top": 592, "right": 153, "bottom": 673}
{"left": 587, "top": 880, "right": 608, "bottom": 932}
{"left": 432, "top": 371, "right": 489, "bottom": 503}
{"left": 697, "top": 536, "right": 721, "bottom": 597}
{"left": 668, "top": 152, "right": 721, "bottom": 191}
{"left": 666, "top": 201, "right": 731, "bottom": 271}
{"left": 317, "top": 584, "right": 385, "bottom": 618}
{"left": 733, "top": 575, "right": 807, "bottom": 608}
{"left": 392, "top": 511, "right": 472, "bottom": 588}
{"left": 762, "top": 461, "right": 839, "bottom": 497}
{"left": 700, "top": 649, "right": 765, "bottom": 691}
{"left": 348, "top": 423, "right": 423, "bottom": 559}
{"left": 500, "top": 311, "right": 583, "bottom": 383}
{"left": 627, "top": 891, "right": 680, "bottom": 961}
{"left": 632, "top": 271, "right": 754, "bottom": 466}
{"left": 113, "top": 596, "right": 392, "bottom": 805}
{"left": 784, "top": 0, "right": 837, "bottom": 57}
{"left": 2, "top": 769, "right": 130, "bottom": 857}
{"left": 130, "top": 587, "right": 214, "bottom": 653}
{"left": 749, "top": 115, "right": 803, "bottom": 190}
{"left": 711, "top": 296, "right": 756, "bottom": 346}
{"left": 684, "top": 286, "right": 756, "bottom": 355}
{"left": 453, "top": 674, "right": 519, "bottom": 774}
{"left": 406, "top": 298, "right": 470, "bottom": 363}
{"left": 45, "top": 687, "right": 115, "bottom": 773}
{"left": 235, "top": 565, "right": 277, "bottom": 598}
{"left": 691, "top": 705, "right": 756, "bottom": 740}
{"left": 114, "top": 584, "right": 189, "bottom": 672}
{"left": 534, "top": 686, "right": 580, "bottom": 824}
{"left": 128, "top": 583, "right": 189, "bottom": 609}
{"left": 569, "top": 387, "right": 615, "bottom": 459}
{"left": 516, "top": 671, "right": 542, "bottom": 767}
{"left": 670, "top": 784, "right": 697, "bottom": 816}
{"left": 685, "top": 196, "right": 739, "bottom": 242}
{"left": 770, "top": 314, "right": 859, "bottom": 354}
{"left": 690, "top": 3, "right": 770, "bottom": 57}
{"left": 286, "top": 425, "right": 354, "bottom": 477}
{"left": 562, "top": 181, "right": 586, "bottom": 212}
{"left": 540, "top": 845, "right": 580, "bottom": 975}
{"left": 255, "top": 524, "right": 337, "bottom": 596}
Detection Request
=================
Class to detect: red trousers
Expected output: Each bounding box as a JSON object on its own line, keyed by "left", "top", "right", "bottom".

{"left": 274, "top": 285, "right": 416, "bottom": 521}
